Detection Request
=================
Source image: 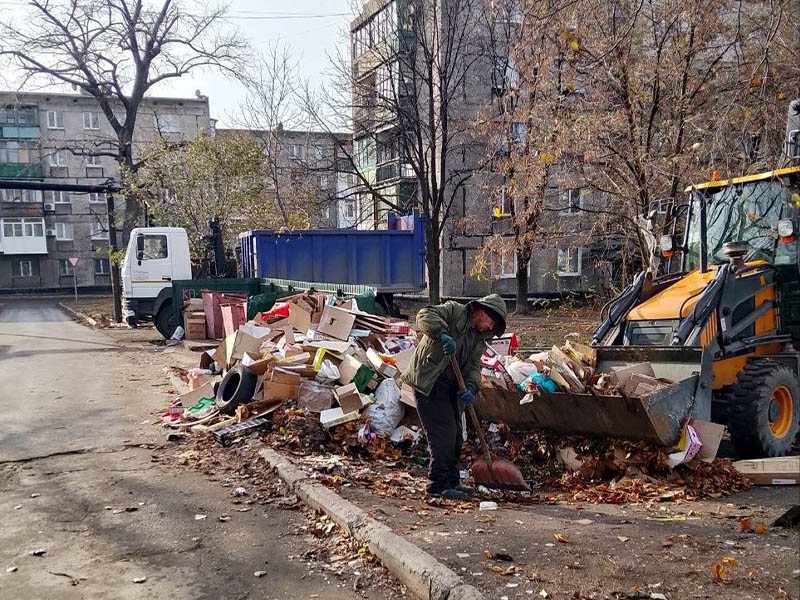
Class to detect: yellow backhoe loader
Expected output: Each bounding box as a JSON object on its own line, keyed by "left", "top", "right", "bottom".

{"left": 479, "top": 100, "right": 800, "bottom": 458}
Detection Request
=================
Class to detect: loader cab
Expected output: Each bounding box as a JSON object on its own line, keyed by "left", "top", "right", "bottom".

{"left": 682, "top": 167, "right": 800, "bottom": 341}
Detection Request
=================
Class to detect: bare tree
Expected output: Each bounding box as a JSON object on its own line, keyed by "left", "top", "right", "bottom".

{"left": 237, "top": 45, "right": 349, "bottom": 230}
{"left": 302, "top": 0, "right": 493, "bottom": 303}
{"left": 1, "top": 0, "right": 246, "bottom": 319}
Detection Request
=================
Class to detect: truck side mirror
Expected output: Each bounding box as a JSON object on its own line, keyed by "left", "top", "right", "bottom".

{"left": 136, "top": 236, "right": 144, "bottom": 265}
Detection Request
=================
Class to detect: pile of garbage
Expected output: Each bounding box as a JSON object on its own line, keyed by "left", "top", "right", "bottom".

{"left": 482, "top": 335, "right": 673, "bottom": 398}
{"left": 163, "top": 291, "right": 423, "bottom": 457}
{"left": 161, "top": 293, "right": 761, "bottom": 505}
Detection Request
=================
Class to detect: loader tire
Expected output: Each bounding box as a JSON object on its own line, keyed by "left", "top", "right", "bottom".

{"left": 215, "top": 364, "right": 258, "bottom": 416}
{"left": 727, "top": 359, "right": 799, "bottom": 459}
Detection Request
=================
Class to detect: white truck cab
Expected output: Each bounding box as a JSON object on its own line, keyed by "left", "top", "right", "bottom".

{"left": 122, "top": 227, "right": 192, "bottom": 335}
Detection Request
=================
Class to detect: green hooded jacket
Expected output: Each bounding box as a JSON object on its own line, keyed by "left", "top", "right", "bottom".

{"left": 401, "top": 294, "right": 507, "bottom": 396}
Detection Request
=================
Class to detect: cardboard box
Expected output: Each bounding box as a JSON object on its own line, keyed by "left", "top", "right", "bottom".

{"left": 263, "top": 380, "right": 300, "bottom": 401}
{"left": 320, "top": 407, "right": 359, "bottom": 428}
{"left": 609, "top": 363, "right": 656, "bottom": 389}
{"left": 399, "top": 383, "right": 417, "bottom": 408}
{"left": 318, "top": 305, "right": 356, "bottom": 341}
{"left": 337, "top": 354, "right": 365, "bottom": 384}
{"left": 690, "top": 418, "right": 725, "bottom": 462}
{"left": 334, "top": 382, "right": 363, "bottom": 413}
{"left": 287, "top": 300, "right": 313, "bottom": 333}
{"left": 733, "top": 456, "right": 800, "bottom": 485}
{"left": 214, "top": 331, "right": 264, "bottom": 369}
{"left": 366, "top": 347, "right": 398, "bottom": 378}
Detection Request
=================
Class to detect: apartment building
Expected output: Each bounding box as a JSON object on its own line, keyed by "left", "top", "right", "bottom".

{"left": 217, "top": 127, "right": 356, "bottom": 229}
{"left": 350, "top": 0, "right": 609, "bottom": 298}
{"left": 0, "top": 91, "right": 212, "bottom": 291}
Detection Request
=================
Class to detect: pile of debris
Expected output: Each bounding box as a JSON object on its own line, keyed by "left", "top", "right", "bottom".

{"left": 163, "top": 290, "right": 423, "bottom": 457}
{"left": 482, "top": 336, "right": 673, "bottom": 399}
{"left": 161, "top": 293, "right": 773, "bottom": 506}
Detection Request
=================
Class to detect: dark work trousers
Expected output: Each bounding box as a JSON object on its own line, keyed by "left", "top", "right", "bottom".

{"left": 415, "top": 376, "right": 463, "bottom": 493}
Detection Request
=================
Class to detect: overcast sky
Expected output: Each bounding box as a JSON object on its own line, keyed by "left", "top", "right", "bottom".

{"left": 0, "top": 0, "right": 356, "bottom": 128}
{"left": 156, "top": 1, "right": 355, "bottom": 128}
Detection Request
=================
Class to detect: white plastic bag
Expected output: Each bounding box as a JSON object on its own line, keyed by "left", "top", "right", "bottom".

{"left": 504, "top": 356, "right": 539, "bottom": 384}
{"left": 365, "top": 378, "right": 404, "bottom": 437}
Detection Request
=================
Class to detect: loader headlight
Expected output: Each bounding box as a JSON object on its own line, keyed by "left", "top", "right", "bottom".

{"left": 659, "top": 234, "right": 675, "bottom": 258}
{"left": 778, "top": 219, "right": 796, "bottom": 244}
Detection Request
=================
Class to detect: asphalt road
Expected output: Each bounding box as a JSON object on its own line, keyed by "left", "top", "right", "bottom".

{"left": 0, "top": 298, "right": 396, "bottom": 600}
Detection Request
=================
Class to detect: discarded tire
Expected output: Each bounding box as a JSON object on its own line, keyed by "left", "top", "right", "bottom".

{"left": 215, "top": 364, "right": 258, "bottom": 415}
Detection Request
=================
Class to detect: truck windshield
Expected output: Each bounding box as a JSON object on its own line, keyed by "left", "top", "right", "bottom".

{"left": 686, "top": 178, "right": 799, "bottom": 270}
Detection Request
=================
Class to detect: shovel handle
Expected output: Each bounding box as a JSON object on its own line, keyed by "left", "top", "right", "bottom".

{"left": 449, "top": 356, "right": 494, "bottom": 470}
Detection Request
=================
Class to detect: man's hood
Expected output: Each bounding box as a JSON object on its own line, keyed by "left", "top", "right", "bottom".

{"left": 467, "top": 293, "right": 507, "bottom": 337}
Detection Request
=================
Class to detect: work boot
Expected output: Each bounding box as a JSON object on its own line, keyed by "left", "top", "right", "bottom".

{"left": 453, "top": 484, "right": 474, "bottom": 496}
{"left": 426, "top": 488, "right": 468, "bottom": 501}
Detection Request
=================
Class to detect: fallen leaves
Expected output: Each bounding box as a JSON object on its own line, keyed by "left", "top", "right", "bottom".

{"left": 491, "top": 564, "right": 518, "bottom": 576}
{"left": 617, "top": 536, "right": 630, "bottom": 543}
{"left": 553, "top": 533, "right": 570, "bottom": 544}
{"left": 740, "top": 517, "right": 752, "bottom": 532}
{"left": 711, "top": 562, "right": 728, "bottom": 582}
{"left": 754, "top": 522, "right": 769, "bottom": 534}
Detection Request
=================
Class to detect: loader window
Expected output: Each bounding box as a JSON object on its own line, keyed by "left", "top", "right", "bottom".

{"left": 686, "top": 179, "right": 799, "bottom": 270}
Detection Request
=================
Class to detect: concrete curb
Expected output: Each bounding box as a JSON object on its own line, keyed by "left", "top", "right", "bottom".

{"left": 259, "top": 448, "right": 486, "bottom": 600}
{"left": 58, "top": 302, "right": 98, "bottom": 327}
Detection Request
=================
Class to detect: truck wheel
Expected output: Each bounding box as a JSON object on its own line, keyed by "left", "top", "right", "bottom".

{"left": 215, "top": 365, "right": 258, "bottom": 415}
{"left": 727, "top": 359, "right": 799, "bottom": 458}
{"left": 155, "top": 303, "right": 177, "bottom": 338}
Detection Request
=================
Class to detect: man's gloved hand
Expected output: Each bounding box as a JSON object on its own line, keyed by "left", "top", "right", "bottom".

{"left": 458, "top": 384, "right": 475, "bottom": 407}
{"left": 439, "top": 332, "right": 456, "bottom": 355}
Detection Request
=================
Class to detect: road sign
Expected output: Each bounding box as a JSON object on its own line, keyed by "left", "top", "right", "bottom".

{"left": 68, "top": 256, "right": 80, "bottom": 267}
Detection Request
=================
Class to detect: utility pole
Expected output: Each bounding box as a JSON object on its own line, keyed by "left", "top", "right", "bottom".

{"left": 106, "top": 192, "right": 123, "bottom": 322}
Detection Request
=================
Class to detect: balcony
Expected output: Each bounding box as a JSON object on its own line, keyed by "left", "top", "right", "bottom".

{"left": 376, "top": 160, "right": 414, "bottom": 183}
{"left": 0, "top": 163, "right": 43, "bottom": 179}
{"left": 0, "top": 125, "right": 40, "bottom": 139}
{"left": 0, "top": 217, "right": 48, "bottom": 254}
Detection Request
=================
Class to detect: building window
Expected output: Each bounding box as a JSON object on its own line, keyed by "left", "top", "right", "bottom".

{"left": 557, "top": 247, "right": 582, "bottom": 276}
{"left": 94, "top": 258, "right": 110, "bottom": 275}
{"left": 313, "top": 145, "right": 326, "bottom": 160}
{"left": 44, "top": 190, "right": 71, "bottom": 204}
{"left": 49, "top": 150, "right": 67, "bottom": 167}
{"left": 561, "top": 188, "right": 582, "bottom": 214}
{"left": 89, "top": 192, "right": 104, "bottom": 203}
{"left": 319, "top": 174, "right": 329, "bottom": 189}
{"left": 0, "top": 105, "right": 38, "bottom": 126}
{"left": 649, "top": 198, "right": 673, "bottom": 216}
{"left": 91, "top": 221, "right": 109, "bottom": 240}
{"left": 345, "top": 198, "right": 356, "bottom": 219}
{"left": 55, "top": 222, "right": 74, "bottom": 240}
{"left": 511, "top": 122, "right": 526, "bottom": 145}
{"left": 289, "top": 144, "right": 303, "bottom": 159}
{"left": 3, "top": 218, "right": 44, "bottom": 238}
{"left": 494, "top": 187, "right": 512, "bottom": 218}
{"left": 59, "top": 259, "right": 75, "bottom": 276}
{"left": 492, "top": 57, "right": 518, "bottom": 94}
{"left": 0, "top": 189, "right": 41, "bottom": 203}
{"left": 153, "top": 114, "right": 180, "bottom": 133}
{"left": 15, "top": 259, "right": 35, "bottom": 278}
{"left": 47, "top": 110, "right": 64, "bottom": 129}
{"left": 82, "top": 111, "right": 101, "bottom": 130}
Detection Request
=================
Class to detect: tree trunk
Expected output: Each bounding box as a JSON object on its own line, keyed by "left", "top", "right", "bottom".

{"left": 425, "top": 215, "right": 441, "bottom": 304}
{"left": 514, "top": 251, "right": 529, "bottom": 315}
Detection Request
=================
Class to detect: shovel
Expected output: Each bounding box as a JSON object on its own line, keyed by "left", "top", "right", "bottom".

{"left": 450, "top": 356, "right": 530, "bottom": 492}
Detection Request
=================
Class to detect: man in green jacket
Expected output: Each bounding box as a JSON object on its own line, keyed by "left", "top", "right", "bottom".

{"left": 402, "top": 294, "right": 507, "bottom": 499}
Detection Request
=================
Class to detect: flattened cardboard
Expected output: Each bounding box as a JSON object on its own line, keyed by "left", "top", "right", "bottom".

{"left": 733, "top": 457, "right": 800, "bottom": 485}
{"left": 318, "top": 305, "right": 356, "bottom": 341}
{"left": 391, "top": 347, "right": 415, "bottom": 375}
{"left": 239, "top": 323, "right": 272, "bottom": 339}
{"left": 689, "top": 418, "right": 725, "bottom": 462}
{"left": 609, "top": 362, "right": 656, "bottom": 389}
{"left": 179, "top": 382, "right": 216, "bottom": 406}
{"left": 320, "top": 406, "right": 359, "bottom": 428}
{"left": 334, "top": 382, "right": 363, "bottom": 413}
{"left": 366, "top": 347, "right": 398, "bottom": 378}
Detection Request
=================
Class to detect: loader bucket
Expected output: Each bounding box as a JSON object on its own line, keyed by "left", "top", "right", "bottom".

{"left": 476, "top": 346, "right": 703, "bottom": 446}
